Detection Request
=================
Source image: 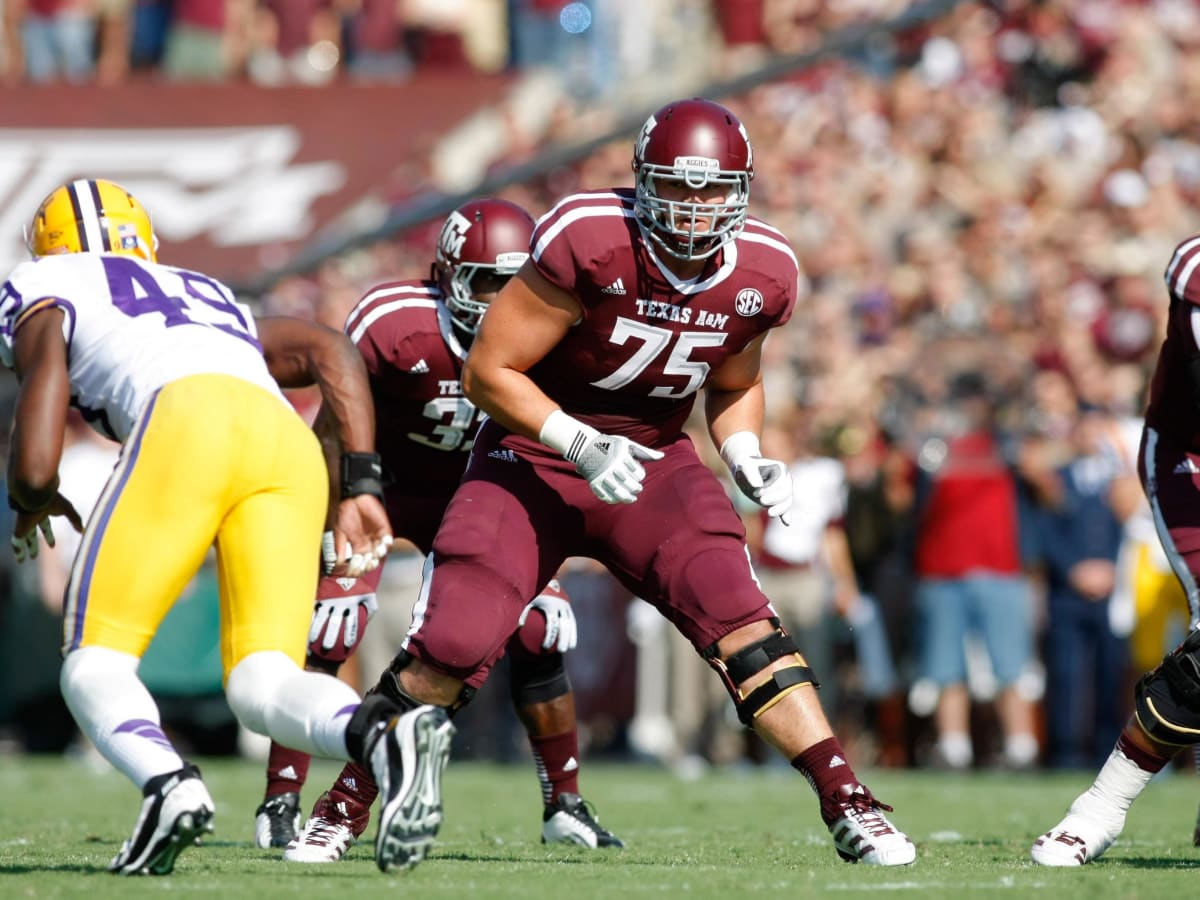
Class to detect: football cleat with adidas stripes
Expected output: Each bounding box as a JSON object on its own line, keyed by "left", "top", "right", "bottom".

{"left": 823, "top": 783, "right": 916, "bottom": 866}
{"left": 254, "top": 791, "right": 301, "bottom": 849}
{"left": 110, "top": 763, "right": 215, "bottom": 875}
{"left": 283, "top": 790, "right": 368, "bottom": 863}
{"left": 542, "top": 793, "right": 625, "bottom": 848}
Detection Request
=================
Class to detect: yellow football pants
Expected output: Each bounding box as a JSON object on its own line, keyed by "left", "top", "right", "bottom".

{"left": 63, "top": 373, "right": 327, "bottom": 677}
{"left": 1131, "top": 541, "right": 1190, "bottom": 674}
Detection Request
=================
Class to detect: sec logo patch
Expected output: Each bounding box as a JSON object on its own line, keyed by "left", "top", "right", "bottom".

{"left": 735, "top": 288, "right": 764, "bottom": 317}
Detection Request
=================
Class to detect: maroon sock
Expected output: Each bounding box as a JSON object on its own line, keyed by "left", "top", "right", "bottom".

{"left": 529, "top": 729, "right": 580, "bottom": 805}
{"left": 1117, "top": 733, "right": 1172, "bottom": 774}
{"left": 791, "top": 737, "right": 859, "bottom": 823}
{"left": 320, "top": 761, "right": 379, "bottom": 837}
{"left": 265, "top": 742, "right": 312, "bottom": 798}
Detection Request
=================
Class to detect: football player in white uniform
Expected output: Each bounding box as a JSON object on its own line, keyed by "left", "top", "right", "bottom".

{"left": 2, "top": 179, "right": 453, "bottom": 876}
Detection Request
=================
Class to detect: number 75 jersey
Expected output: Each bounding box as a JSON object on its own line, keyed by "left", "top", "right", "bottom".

{"left": 0, "top": 253, "right": 284, "bottom": 442}
{"left": 527, "top": 188, "right": 800, "bottom": 447}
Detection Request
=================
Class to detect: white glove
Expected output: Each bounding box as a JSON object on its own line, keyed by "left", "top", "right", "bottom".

{"left": 11, "top": 518, "right": 54, "bottom": 564}
{"left": 720, "top": 431, "right": 793, "bottom": 524}
{"left": 540, "top": 410, "right": 664, "bottom": 504}
{"left": 518, "top": 591, "right": 578, "bottom": 653}
{"left": 309, "top": 592, "right": 378, "bottom": 651}
{"left": 321, "top": 530, "right": 390, "bottom": 578}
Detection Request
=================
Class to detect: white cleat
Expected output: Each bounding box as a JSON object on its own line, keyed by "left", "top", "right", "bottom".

{"left": 110, "top": 763, "right": 215, "bottom": 875}
{"left": 370, "top": 705, "right": 455, "bottom": 873}
{"left": 1031, "top": 808, "right": 1123, "bottom": 866}
{"left": 826, "top": 783, "right": 916, "bottom": 866}
{"left": 284, "top": 815, "right": 356, "bottom": 863}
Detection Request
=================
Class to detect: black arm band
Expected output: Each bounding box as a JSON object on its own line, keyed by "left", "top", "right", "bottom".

{"left": 7, "top": 493, "right": 39, "bottom": 515}
{"left": 340, "top": 452, "right": 385, "bottom": 501}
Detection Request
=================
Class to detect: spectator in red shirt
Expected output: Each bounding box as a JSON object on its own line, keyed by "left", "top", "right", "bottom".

{"left": 911, "top": 371, "right": 1039, "bottom": 771}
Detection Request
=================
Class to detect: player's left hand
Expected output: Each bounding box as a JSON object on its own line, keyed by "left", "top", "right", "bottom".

{"left": 519, "top": 592, "right": 578, "bottom": 653}
{"left": 720, "top": 431, "right": 793, "bottom": 525}
{"left": 731, "top": 456, "right": 793, "bottom": 523}
{"left": 323, "top": 494, "right": 393, "bottom": 577}
{"left": 10, "top": 492, "right": 83, "bottom": 564}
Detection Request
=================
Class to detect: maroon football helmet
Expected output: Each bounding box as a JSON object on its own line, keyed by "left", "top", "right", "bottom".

{"left": 434, "top": 198, "right": 534, "bottom": 337}
{"left": 631, "top": 98, "right": 754, "bottom": 261}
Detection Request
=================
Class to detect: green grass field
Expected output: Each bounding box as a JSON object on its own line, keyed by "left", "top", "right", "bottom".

{"left": 3, "top": 755, "right": 1200, "bottom": 899}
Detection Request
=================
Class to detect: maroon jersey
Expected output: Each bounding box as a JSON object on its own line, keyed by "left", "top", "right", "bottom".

{"left": 1146, "top": 235, "right": 1200, "bottom": 450}
{"left": 411, "top": 192, "right": 797, "bottom": 685}
{"left": 518, "top": 188, "right": 798, "bottom": 448}
{"left": 344, "top": 279, "right": 485, "bottom": 547}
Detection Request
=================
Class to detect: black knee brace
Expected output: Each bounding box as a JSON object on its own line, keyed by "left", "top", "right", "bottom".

{"left": 703, "top": 620, "right": 819, "bottom": 727}
{"left": 378, "top": 649, "right": 477, "bottom": 718}
{"left": 1135, "top": 629, "right": 1200, "bottom": 746}
{"left": 509, "top": 652, "right": 572, "bottom": 707}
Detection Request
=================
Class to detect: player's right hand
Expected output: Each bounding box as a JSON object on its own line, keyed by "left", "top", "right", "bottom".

{"left": 323, "top": 494, "right": 393, "bottom": 577}
{"left": 9, "top": 492, "right": 83, "bottom": 564}
{"left": 573, "top": 433, "right": 664, "bottom": 504}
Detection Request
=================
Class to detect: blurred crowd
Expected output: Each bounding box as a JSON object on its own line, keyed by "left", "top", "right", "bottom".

{"left": 7, "top": 0, "right": 1200, "bottom": 777}
{"left": 0, "top": 0, "right": 722, "bottom": 87}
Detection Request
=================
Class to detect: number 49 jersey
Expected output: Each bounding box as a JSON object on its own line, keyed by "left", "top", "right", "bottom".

{"left": 0, "top": 253, "right": 282, "bottom": 442}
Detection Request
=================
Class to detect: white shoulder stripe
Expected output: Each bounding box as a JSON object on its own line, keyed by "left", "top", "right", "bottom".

{"left": 1167, "top": 237, "right": 1200, "bottom": 298}
{"left": 745, "top": 218, "right": 789, "bottom": 241}
{"left": 736, "top": 230, "right": 799, "bottom": 271}
{"left": 348, "top": 298, "right": 438, "bottom": 345}
{"left": 534, "top": 205, "right": 635, "bottom": 260}
{"left": 537, "top": 191, "right": 629, "bottom": 228}
{"left": 345, "top": 284, "right": 436, "bottom": 331}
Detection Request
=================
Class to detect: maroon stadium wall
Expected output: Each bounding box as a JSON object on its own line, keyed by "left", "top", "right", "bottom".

{"left": 0, "top": 76, "right": 511, "bottom": 284}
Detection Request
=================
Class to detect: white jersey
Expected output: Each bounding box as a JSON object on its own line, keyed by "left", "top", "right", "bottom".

{"left": 761, "top": 455, "right": 846, "bottom": 567}
{"left": 0, "top": 253, "right": 285, "bottom": 442}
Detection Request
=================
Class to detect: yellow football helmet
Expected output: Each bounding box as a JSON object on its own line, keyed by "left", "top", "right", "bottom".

{"left": 26, "top": 178, "right": 158, "bottom": 262}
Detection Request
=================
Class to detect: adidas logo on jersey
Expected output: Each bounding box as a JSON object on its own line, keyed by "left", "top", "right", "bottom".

{"left": 1174, "top": 458, "right": 1200, "bottom": 474}
{"left": 601, "top": 278, "right": 627, "bottom": 295}
{"left": 410, "top": 359, "right": 430, "bottom": 374}
{"left": 488, "top": 448, "right": 519, "bottom": 463}
{"left": 279, "top": 765, "right": 299, "bottom": 780}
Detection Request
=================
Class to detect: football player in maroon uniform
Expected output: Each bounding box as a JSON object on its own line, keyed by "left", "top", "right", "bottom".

{"left": 1033, "top": 235, "right": 1200, "bottom": 865}
{"left": 360, "top": 97, "right": 917, "bottom": 872}
{"left": 255, "top": 198, "right": 622, "bottom": 863}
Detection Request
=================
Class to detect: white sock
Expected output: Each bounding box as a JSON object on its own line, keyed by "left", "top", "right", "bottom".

{"left": 60, "top": 646, "right": 185, "bottom": 788}
{"left": 1005, "top": 732, "right": 1039, "bottom": 767}
{"left": 1073, "top": 747, "right": 1152, "bottom": 825}
{"left": 225, "top": 651, "right": 361, "bottom": 760}
{"left": 939, "top": 732, "right": 973, "bottom": 768}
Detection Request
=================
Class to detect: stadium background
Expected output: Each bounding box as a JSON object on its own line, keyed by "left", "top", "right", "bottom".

{"left": 1, "top": 0, "right": 1195, "bottom": 780}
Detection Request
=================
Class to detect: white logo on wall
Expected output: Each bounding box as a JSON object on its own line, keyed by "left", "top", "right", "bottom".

{"left": 0, "top": 127, "right": 344, "bottom": 275}
{"left": 734, "top": 288, "right": 764, "bottom": 317}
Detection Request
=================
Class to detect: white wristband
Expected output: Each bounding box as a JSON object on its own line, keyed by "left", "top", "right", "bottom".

{"left": 539, "top": 410, "right": 599, "bottom": 463}
{"left": 719, "top": 430, "right": 761, "bottom": 471}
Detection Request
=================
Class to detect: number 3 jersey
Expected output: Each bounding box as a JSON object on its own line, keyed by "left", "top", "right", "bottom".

{"left": 525, "top": 188, "right": 800, "bottom": 448}
{"left": 343, "top": 279, "right": 481, "bottom": 503}
{"left": 0, "top": 253, "right": 283, "bottom": 442}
